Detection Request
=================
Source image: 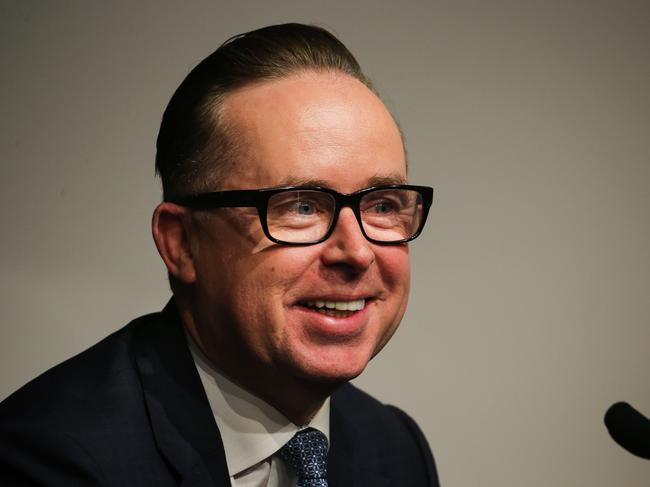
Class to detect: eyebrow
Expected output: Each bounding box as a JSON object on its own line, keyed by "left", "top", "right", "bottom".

{"left": 276, "top": 173, "right": 407, "bottom": 189}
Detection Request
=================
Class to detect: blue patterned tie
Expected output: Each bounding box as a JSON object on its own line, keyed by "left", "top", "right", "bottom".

{"left": 279, "top": 427, "right": 329, "bottom": 487}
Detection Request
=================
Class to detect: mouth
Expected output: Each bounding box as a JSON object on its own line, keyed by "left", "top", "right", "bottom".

{"left": 297, "top": 298, "right": 367, "bottom": 318}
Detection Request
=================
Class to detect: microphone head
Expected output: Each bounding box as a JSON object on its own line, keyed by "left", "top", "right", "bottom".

{"left": 604, "top": 401, "right": 650, "bottom": 460}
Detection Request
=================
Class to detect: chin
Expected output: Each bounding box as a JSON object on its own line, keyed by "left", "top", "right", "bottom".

{"left": 287, "top": 346, "right": 374, "bottom": 386}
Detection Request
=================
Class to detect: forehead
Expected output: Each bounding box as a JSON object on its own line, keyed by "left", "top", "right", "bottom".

{"left": 218, "top": 71, "right": 406, "bottom": 191}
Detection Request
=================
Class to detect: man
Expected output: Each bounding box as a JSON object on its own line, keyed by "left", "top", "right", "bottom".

{"left": 0, "top": 23, "right": 438, "bottom": 486}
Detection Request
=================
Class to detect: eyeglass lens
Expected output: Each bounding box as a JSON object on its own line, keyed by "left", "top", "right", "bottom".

{"left": 266, "top": 189, "right": 424, "bottom": 243}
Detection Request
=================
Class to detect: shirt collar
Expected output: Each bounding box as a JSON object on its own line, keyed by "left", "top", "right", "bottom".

{"left": 186, "top": 332, "right": 330, "bottom": 477}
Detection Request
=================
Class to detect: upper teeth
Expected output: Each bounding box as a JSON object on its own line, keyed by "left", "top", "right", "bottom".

{"left": 303, "top": 299, "right": 365, "bottom": 311}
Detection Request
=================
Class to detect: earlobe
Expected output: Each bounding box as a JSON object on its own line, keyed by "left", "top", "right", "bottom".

{"left": 152, "top": 202, "right": 197, "bottom": 284}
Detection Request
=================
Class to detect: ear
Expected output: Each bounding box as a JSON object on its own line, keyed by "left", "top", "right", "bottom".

{"left": 152, "top": 202, "right": 197, "bottom": 284}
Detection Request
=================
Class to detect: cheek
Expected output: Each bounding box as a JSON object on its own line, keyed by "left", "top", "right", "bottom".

{"left": 371, "top": 247, "right": 411, "bottom": 355}
{"left": 224, "top": 250, "right": 321, "bottom": 354}
{"left": 378, "top": 245, "right": 411, "bottom": 292}
{"left": 228, "top": 247, "right": 321, "bottom": 313}
{"left": 256, "top": 246, "right": 322, "bottom": 281}
{"left": 379, "top": 246, "right": 411, "bottom": 332}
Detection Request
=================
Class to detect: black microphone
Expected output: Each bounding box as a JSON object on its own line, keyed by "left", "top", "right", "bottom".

{"left": 604, "top": 401, "right": 650, "bottom": 459}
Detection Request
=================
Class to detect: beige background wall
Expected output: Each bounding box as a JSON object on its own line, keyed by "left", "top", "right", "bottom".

{"left": 1, "top": 1, "right": 649, "bottom": 485}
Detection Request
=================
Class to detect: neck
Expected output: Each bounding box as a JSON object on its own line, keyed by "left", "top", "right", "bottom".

{"left": 255, "top": 375, "right": 337, "bottom": 426}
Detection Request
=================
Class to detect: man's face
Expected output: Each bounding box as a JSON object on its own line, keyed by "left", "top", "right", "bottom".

{"left": 189, "top": 71, "right": 410, "bottom": 388}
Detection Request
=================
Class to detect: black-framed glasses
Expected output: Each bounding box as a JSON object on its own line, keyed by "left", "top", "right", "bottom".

{"left": 171, "top": 185, "right": 433, "bottom": 245}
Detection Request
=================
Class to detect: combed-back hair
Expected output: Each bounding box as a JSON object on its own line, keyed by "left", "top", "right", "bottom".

{"left": 155, "top": 23, "right": 374, "bottom": 201}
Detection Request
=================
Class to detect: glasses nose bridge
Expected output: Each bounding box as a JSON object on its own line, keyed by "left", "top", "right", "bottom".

{"left": 329, "top": 191, "right": 365, "bottom": 235}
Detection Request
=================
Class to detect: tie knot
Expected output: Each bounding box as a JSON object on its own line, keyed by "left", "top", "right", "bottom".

{"left": 279, "top": 428, "right": 329, "bottom": 487}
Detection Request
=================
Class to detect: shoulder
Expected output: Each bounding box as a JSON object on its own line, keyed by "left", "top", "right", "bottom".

{"left": 0, "top": 311, "right": 167, "bottom": 485}
{"left": 0, "top": 311, "right": 159, "bottom": 417}
{"left": 331, "top": 383, "right": 440, "bottom": 486}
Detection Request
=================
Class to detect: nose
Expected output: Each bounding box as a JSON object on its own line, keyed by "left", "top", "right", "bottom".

{"left": 320, "top": 207, "right": 375, "bottom": 271}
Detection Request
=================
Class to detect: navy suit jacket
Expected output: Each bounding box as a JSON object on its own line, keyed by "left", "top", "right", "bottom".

{"left": 0, "top": 302, "right": 439, "bottom": 486}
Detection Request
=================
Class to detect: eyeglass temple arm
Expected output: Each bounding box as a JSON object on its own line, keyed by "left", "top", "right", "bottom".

{"left": 171, "top": 190, "right": 261, "bottom": 209}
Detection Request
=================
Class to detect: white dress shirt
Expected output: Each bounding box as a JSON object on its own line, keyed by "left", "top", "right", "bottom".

{"left": 187, "top": 335, "right": 330, "bottom": 487}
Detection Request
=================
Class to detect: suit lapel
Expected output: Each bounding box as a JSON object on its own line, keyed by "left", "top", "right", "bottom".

{"left": 329, "top": 389, "right": 391, "bottom": 487}
{"left": 134, "top": 301, "right": 231, "bottom": 486}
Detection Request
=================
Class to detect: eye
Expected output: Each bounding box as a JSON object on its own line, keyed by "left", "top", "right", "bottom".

{"left": 371, "top": 201, "right": 395, "bottom": 214}
{"left": 293, "top": 201, "right": 317, "bottom": 215}
{"left": 363, "top": 197, "right": 399, "bottom": 215}
{"left": 269, "top": 192, "right": 326, "bottom": 217}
